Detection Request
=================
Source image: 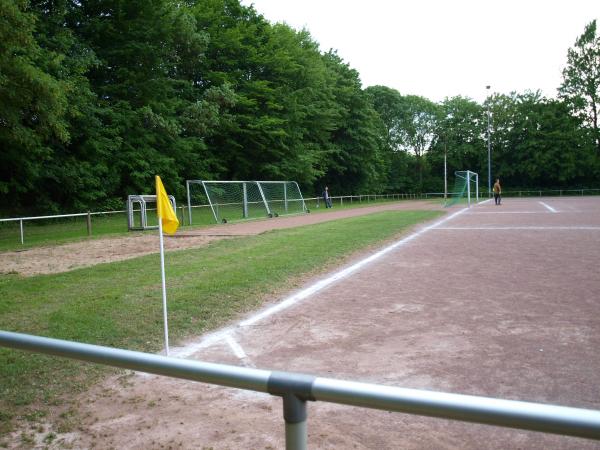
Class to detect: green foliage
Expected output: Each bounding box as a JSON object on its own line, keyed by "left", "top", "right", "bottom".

{"left": 559, "top": 19, "right": 600, "bottom": 153}
{"left": 0, "top": 0, "right": 71, "bottom": 210}
{"left": 0, "top": 1, "right": 599, "bottom": 215}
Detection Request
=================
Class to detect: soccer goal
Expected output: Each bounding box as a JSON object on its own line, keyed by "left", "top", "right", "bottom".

{"left": 445, "top": 170, "right": 479, "bottom": 207}
{"left": 127, "top": 194, "right": 176, "bottom": 231}
{"left": 186, "top": 180, "right": 307, "bottom": 224}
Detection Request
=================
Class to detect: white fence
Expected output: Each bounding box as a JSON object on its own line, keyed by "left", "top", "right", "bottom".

{"left": 1, "top": 330, "right": 599, "bottom": 449}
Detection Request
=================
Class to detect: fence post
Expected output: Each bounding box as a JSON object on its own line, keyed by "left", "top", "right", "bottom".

{"left": 581, "top": 189, "right": 584, "bottom": 196}
{"left": 340, "top": 197, "right": 343, "bottom": 207}
{"left": 283, "top": 394, "right": 308, "bottom": 450}
{"left": 20, "top": 219, "right": 24, "bottom": 245}
{"left": 86, "top": 212, "right": 92, "bottom": 236}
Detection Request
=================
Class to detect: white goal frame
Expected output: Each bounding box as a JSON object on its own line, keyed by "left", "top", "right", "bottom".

{"left": 186, "top": 180, "right": 307, "bottom": 224}
{"left": 127, "top": 194, "right": 176, "bottom": 231}
{"left": 454, "top": 170, "right": 479, "bottom": 207}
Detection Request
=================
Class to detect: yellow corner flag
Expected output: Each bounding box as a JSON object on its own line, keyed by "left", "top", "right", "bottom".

{"left": 155, "top": 175, "right": 179, "bottom": 235}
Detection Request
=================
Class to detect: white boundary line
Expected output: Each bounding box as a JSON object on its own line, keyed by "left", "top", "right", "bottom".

{"left": 539, "top": 201, "right": 558, "bottom": 213}
{"left": 238, "top": 208, "right": 467, "bottom": 328}
{"left": 225, "top": 334, "right": 247, "bottom": 359}
{"left": 471, "top": 211, "right": 545, "bottom": 214}
{"left": 169, "top": 207, "right": 468, "bottom": 359}
{"left": 436, "top": 226, "right": 600, "bottom": 231}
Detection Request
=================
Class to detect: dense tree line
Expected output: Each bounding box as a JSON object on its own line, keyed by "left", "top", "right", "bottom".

{"left": 0, "top": 1, "right": 598, "bottom": 214}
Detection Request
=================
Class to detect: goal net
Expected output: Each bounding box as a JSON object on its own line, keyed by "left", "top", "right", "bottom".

{"left": 255, "top": 181, "right": 306, "bottom": 218}
{"left": 186, "top": 180, "right": 307, "bottom": 224}
{"left": 445, "top": 170, "right": 479, "bottom": 207}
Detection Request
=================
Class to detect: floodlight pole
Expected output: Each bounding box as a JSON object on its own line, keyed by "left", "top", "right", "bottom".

{"left": 444, "top": 141, "right": 448, "bottom": 200}
{"left": 486, "top": 85, "right": 492, "bottom": 198}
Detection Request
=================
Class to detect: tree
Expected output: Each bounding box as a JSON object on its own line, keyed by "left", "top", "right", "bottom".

{"left": 0, "top": 0, "right": 71, "bottom": 211}
{"left": 559, "top": 20, "right": 600, "bottom": 153}
{"left": 319, "top": 52, "right": 388, "bottom": 194}
{"left": 486, "top": 91, "right": 594, "bottom": 188}
{"left": 364, "top": 85, "right": 404, "bottom": 152}
{"left": 395, "top": 95, "right": 440, "bottom": 188}
{"left": 428, "top": 96, "right": 485, "bottom": 193}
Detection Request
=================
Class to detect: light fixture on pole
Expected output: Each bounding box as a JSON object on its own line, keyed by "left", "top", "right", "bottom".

{"left": 486, "top": 85, "right": 491, "bottom": 197}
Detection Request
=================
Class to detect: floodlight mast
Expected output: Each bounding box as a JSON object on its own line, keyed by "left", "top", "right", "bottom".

{"left": 486, "top": 85, "right": 492, "bottom": 197}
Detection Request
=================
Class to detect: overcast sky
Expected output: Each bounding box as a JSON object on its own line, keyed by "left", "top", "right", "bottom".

{"left": 241, "top": 0, "right": 599, "bottom": 103}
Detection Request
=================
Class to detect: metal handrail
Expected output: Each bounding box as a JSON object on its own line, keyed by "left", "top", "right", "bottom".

{"left": 1, "top": 330, "right": 600, "bottom": 449}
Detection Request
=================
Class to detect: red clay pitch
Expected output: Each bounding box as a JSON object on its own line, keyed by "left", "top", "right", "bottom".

{"left": 63, "top": 197, "right": 600, "bottom": 448}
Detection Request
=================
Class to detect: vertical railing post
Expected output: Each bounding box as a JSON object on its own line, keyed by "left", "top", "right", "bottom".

{"left": 86, "top": 212, "right": 92, "bottom": 236}
{"left": 19, "top": 219, "right": 24, "bottom": 245}
{"left": 268, "top": 373, "right": 313, "bottom": 450}
{"left": 283, "top": 394, "right": 308, "bottom": 450}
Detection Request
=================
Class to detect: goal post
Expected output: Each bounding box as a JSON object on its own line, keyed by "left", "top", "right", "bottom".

{"left": 445, "top": 170, "right": 479, "bottom": 207}
{"left": 186, "top": 180, "right": 307, "bottom": 224}
{"left": 255, "top": 181, "right": 307, "bottom": 218}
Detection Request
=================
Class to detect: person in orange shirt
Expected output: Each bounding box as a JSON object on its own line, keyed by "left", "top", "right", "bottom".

{"left": 493, "top": 179, "right": 502, "bottom": 205}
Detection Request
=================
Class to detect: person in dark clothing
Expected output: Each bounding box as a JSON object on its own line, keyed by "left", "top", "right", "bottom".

{"left": 493, "top": 179, "right": 502, "bottom": 205}
{"left": 323, "top": 186, "right": 333, "bottom": 208}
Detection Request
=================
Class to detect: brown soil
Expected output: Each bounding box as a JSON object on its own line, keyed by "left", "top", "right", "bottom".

{"left": 4, "top": 198, "right": 600, "bottom": 449}
{"left": 0, "top": 201, "right": 439, "bottom": 276}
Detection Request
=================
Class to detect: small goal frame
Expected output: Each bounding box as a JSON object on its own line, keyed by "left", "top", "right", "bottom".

{"left": 127, "top": 194, "right": 176, "bottom": 231}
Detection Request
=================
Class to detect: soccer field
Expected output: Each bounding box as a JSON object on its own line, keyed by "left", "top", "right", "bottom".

{"left": 66, "top": 196, "right": 600, "bottom": 449}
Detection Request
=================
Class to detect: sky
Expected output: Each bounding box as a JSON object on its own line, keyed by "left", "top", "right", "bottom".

{"left": 240, "top": 0, "right": 599, "bottom": 103}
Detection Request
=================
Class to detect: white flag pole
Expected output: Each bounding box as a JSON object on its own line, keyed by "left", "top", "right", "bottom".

{"left": 158, "top": 218, "right": 170, "bottom": 356}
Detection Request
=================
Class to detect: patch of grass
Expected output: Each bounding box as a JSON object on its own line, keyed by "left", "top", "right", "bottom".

{"left": 0, "top": 198, "right": 429, "bottom": 251}
{"left": 0, "top": 210, "right": 442, "bottom": 420}
{"left": 43, "top": 432, "right": 56, "bottom": 444}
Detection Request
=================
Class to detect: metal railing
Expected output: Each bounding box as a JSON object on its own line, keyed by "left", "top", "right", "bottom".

{"left": 2, "top": 188, "right": 598, "bottom": 246}
{"left": 0, "top": 194, "right": 417, "bottom": 246}
{"left": 1, "top": 330, "right": 599, "bottom": 449}
{"left": 0, "top": 206, "right": 190, "bottom": 246}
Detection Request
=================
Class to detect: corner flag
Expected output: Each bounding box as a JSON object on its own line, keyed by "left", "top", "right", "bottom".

{"left": 156, "top": 175, "right": 179, "bottom": 235}
{"left": 155, "top": 175, "right": 179, "bottom": 356}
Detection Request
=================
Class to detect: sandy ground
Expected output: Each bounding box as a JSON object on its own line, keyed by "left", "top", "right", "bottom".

{"left": 0, "top": 201, "right": 439, "bottom": 276}
{"left": 4, "top": 198, "right": 600, "bottom": 449}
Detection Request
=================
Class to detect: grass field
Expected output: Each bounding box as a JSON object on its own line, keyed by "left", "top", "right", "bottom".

{"left": 0, "top": 197, "right": 423, "bottom": 252}
{"left": 0, "top": 209, "right": 442, "bottom": 435}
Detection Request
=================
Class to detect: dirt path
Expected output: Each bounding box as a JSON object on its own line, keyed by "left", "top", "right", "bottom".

{"left": 0, "top": 201, "right": 440, "bottom": 276}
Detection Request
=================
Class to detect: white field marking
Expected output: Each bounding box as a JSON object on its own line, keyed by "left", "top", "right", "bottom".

{"left": 539, "top": 201, "right": 558, "bottom": 213}
{"left": 239, "top": 207, "right": 468, "bottom": 328}
{"left": 436, "top": 226, "right": 600, "bottom": 231}
{"left": 477, "top": 199, "right": 493, "bottom": 205}
{"left": 471, "top": 211, "right": 543, "bottom": 214}
{"left": 161, "top": 207, "right": 468, "bottom": 360}
{"left": 225, "top": 334, "right": 247, "bottom": 359}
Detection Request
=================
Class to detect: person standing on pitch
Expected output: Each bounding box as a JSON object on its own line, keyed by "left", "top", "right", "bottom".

{"left": 493, "top": 178, "right": 502, "bottom": 205}
{"left": 323, "top": 186, "right": 333, "bottom": 208}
